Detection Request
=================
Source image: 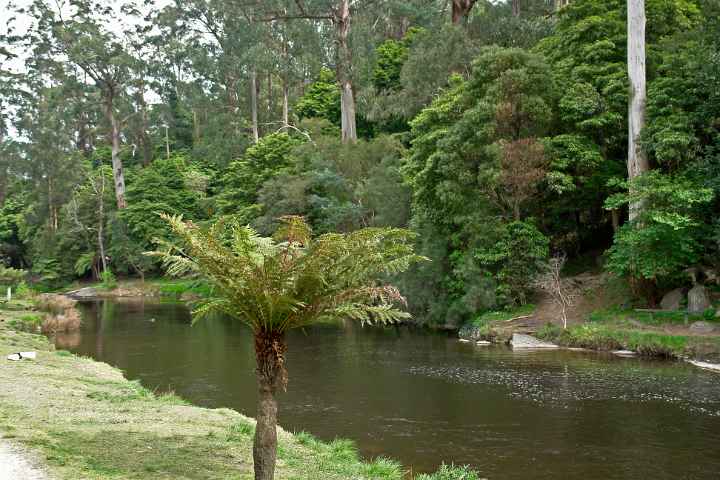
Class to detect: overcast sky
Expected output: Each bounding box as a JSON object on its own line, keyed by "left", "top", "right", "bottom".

{"left": 1, "top": 0, "right": 172, "bottom": 74}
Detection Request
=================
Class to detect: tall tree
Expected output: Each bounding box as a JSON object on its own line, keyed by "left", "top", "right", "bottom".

{"left": 627, "top": 0, "right": 648, "bottom": 221}
{"left": 39, "top": 0, "right": 142, "bottom": 209}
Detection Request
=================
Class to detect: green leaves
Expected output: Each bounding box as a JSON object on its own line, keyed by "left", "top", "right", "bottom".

{"left": 151, "top": 215, "right": 425, "bottom": 334}
{"left": 605, "top": 172, "right": 714, "bottom": 281}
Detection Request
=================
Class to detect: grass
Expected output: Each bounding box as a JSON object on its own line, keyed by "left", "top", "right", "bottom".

{"left": 537, "top": 322, "right": 720, "bottom": 359}
{"left": 471, "top": 304, "right": 535, "bottom": 328}
{"left": 0, "top": 298, "right": 479, "bottom": 479}
{"left": 587, "top": 306, "right": 716, "bottom": 327}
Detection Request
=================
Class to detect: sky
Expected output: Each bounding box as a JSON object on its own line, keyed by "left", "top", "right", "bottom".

{"left": 0, "top": 0, "right": 172, "bottom": 74}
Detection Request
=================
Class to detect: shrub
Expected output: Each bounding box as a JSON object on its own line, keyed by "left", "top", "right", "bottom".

{"left": 417, "top": 464, "right": 483, "bottom": 480}
{"left": 100, "top": 270, "right": 117, "bottom": 290}
{"left": 36, "top": 294, "right": 82, "bottom": 333}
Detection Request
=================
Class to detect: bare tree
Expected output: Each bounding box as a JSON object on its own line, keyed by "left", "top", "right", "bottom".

{"left": 535, "top": 254, "right": 577, "bottom": 329}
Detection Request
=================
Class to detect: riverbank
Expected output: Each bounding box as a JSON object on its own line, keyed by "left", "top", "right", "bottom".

{"left": 0, "top": 298, "right": 474, "bottom": 480}
{"left": 458, "top": 274, "right": 720, "bottom": 363}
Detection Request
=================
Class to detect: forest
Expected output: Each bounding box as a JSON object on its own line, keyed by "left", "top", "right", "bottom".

{"left": 1, "top": 0, "right": 719, "bottom": 327}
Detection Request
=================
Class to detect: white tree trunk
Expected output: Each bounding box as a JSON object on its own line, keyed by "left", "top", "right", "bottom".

{"left": 554, "top": 0, "right": 570, "bottom": 11}
{"left": 336, "top": 0, "right": 357, "bottom": 143}
{"left": 250, "top": 69, "right": 259, "bottom": 143}
{"left": 627, "top": 0, "right": 648, "bottom": 221}
{"left": 282, "top": 77, "right": 289, "bottom": 126}
{"left": 105, "top": 96, "right": 127, "bottom": 210}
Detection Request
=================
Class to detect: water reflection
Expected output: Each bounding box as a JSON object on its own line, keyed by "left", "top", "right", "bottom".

{"left": 57, "top": 299, "right": 720, "bottom": 480}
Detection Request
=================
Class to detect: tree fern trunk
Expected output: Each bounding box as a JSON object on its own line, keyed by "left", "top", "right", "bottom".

{"left": 253, "top": 331, "right": 287, "bottom": 480}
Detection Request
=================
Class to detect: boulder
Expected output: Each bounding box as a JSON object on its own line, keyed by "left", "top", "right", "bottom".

{"left": 688, "top": 285, "right": 711, "bottom": 313}
{"left": 689, "top": 321, "right": 716, "bottom": 334}
{"left": 65, "top": 287, "right": 98, "bottom": 299}
{"left": 660, "top": 288, "right": 684, "bottom": 311}
{"left": 687, "top": 360, "right": 720, "bottom": 373}
{"left": 510, "top": 333, "right": 558, "bottom": 349}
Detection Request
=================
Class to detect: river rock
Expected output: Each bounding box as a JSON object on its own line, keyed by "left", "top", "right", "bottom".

{"left": 612, "top": 350, "right": 637, "bottom": 357}
{"left": 476, "top": 340, "right": 492, "bottom": 346}
{"left": 687, "top": 285, "right": 711, "bottom": 313}
{"left": 65, "top": 287, "right": 98, "bottom": 299}
{"left": 687, "top": 360, "right": 720, "bottom": 373}
{"left": 660, "top": 288, "right": 684, "bottom": 311}
{"left": 689, "top": 321, "right": 716, "bottom": 334}
{"left": 510, "top": 333, "right": 558, "bottom": 349}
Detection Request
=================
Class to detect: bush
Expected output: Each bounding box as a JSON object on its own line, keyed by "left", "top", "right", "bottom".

{"left": 604, "top": 172, "right": 714, "bottom": 293}
{"left": 100, "top": 270, "right": 117, "bottom": 290}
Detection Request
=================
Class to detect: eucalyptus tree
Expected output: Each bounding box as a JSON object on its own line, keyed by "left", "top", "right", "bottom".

{"left": 627, "top": 0, "right": 648, "bottom": 220}
{"left": 20, "top": 0, "right": 149, "bottom": 209}
{"left": 152, "top": 215, "right": 424, "bottom": 480}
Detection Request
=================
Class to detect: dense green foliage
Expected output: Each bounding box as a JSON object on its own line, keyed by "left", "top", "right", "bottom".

{"left": 1, "top": 0, "right": 719, "bottom": 322}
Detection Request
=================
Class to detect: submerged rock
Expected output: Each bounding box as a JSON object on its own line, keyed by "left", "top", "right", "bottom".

{"left": 687, "top": 285, "right": 711, "bottom": 313}
{"left": 690, "top": 321, "right": 716, "bottom": 334}
{"left": 660, "top": 288, "right": 684, "bottom": 311}
{"left": 510, "top": 333, "right": 558, "bottom": 349}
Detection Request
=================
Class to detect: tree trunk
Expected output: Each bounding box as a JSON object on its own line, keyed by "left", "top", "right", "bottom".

{"left": 451, "top": 0, "right": 477, "bottom": 24}
{"left": 282, "top": 77, "right": 289, "bottom": 126}
{"left": 627, "top": 0, "right": 648, "bottom": 222}
{"left": 253, "top": 331, "right": 287, "bottom": 480}
{"left": 267, "top": 72, "right": 273, "bottom": 121}
{"left": 336, "top": 0, "right": 357, "bottom": 143}
{"left": 97, "top": 202, "right": 107, "bottom": 275}
{"left": 0, "top": 168, "right": 6, "bottom": 206}
{"left": 193, "top": 109, "right": 200, "bottom": 143}
{"left": 251, "top": 69, "right": 260, "bottom": 143}
{"left": 554, "top": 0, "right": 567, "bottom": 11}
{"left": 137, "top": 85, "right": 153, "bottom": 166}
{"left": 105, "top": 94, "right": 127, "bottom": 210}
{"left": 512, "top": 0, "right": 521, "bottom": 17}
{"left": 165, "top": 125, "right": 171, "bottom": 159}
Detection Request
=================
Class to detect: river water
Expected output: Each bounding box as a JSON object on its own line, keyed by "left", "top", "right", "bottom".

{"left": 55, "top": 298, "right": 720, "bottom": 479}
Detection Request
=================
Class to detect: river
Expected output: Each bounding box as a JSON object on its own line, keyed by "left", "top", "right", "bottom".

{"left": 53, "top": 298, "right": 720, "bottom": 479}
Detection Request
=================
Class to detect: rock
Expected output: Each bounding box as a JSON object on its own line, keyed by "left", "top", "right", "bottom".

{"left": 689, "top": 321, "right": 716, "bottom": 334}
{"left": 458, "top": 338, "right": 471, "bottom": 343}
{"left": 687, "top": 285, "right": 711, "bottom": 313}
{"left": 687, "top": 360, "right": 720, "bottom": 373}
{"left": 458, "top": 325, "right": 484, "bottom": 342}
{"left": 65, "top": 287, "right": 98, "bottom": 299}
{"left": 510, "top": 333, "right": 558, "bottom": 349}
{"left": 612, "top": 350, "right": 637, "bottom": 357}
{"left": 660, "top": 288, "right": 684, "bottom": 311}
{"left": 476, "top": 340, "right": 492, "bottom": 346}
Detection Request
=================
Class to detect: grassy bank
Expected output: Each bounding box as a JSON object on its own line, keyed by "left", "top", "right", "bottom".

{"left": 0, "top": 299, "right": 477, "bottom": 480}
{"left": 536, "top": 322, "right": 720, "bottom": 359}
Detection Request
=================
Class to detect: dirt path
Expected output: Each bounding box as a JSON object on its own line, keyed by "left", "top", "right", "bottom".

{"left": 0, "top": 440, "right": 50, "bottom": 480}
